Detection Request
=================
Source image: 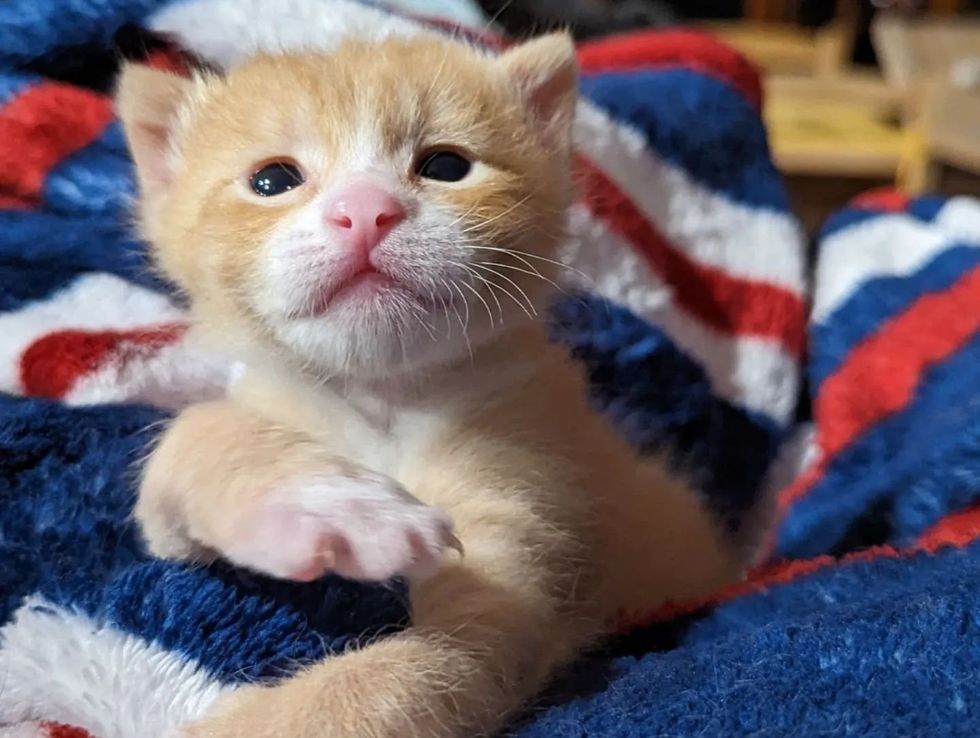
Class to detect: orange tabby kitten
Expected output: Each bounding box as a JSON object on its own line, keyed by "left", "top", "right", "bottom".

{"left": 118, "top": 32, "right": 752, "bottom": 738}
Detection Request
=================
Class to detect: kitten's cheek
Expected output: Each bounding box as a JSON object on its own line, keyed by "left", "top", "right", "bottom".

{"left": 254, "top": 250, "right": 318, "bottom": 321}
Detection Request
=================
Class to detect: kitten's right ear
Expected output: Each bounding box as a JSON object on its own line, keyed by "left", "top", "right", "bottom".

{"left": 116, "top": 64, "right": 196, "bottom": 203}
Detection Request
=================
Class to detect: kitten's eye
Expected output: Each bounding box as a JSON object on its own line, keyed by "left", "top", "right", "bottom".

{"left": 249, "top": 161, "right": 304, "bottom": 197}
{"left": 415, "top": 150, "right": 472, "bottom": 182}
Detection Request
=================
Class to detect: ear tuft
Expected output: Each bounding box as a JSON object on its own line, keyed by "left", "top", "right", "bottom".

{"left": 499, "top": 32, "right": 578, "bottom": 138}
{"left": 116, "top": 63, "right": 197, "bottom": 203}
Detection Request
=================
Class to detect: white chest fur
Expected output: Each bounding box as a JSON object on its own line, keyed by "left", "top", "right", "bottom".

{"left": 333, "top": 388, "right": 448, "bottom": 476}
{"left": 228, "top": 360, "right": 470, "bottom": 478}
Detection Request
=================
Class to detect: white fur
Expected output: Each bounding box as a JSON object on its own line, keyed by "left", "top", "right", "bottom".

{"left": 0, "top": 597, "right": 228, "bottom": 738}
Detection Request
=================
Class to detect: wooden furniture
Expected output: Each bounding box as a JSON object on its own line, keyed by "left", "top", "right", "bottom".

{"left": 765, "top": 75, "right": 907, "bottom": 178}
{"left": 761, "top": 74, "right": 912, "bottom": 232}
{"left": 705, "top": 8, "right": 980, "bottom": 232}
{"left": 706, "top": 20, "right": 852, "bottom": 75}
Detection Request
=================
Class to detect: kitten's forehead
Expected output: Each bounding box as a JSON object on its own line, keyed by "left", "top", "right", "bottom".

{"left": 208, "top": 38, "right": 510, "bottom": 165}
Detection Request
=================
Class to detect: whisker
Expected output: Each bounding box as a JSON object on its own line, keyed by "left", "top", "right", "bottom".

{"left": 475, "top": 260, "right": 565, "bottom": 294}
{"left": 442, "top": 277, "right": 470, "bottom": 331}
{"left": 458, "top": 194, "right": 534, "bottom": 236}
{"left": 457, "top": 278, "right": 496, "bottom": 329}
{"left": 442, "top": 199, "right": 483, "bottom": 231}
{"left": 467, "top": 271, "right": 506, "bottom": 324}
{"left": 469, "top": 263, "right": 537, "bottom": 319}
{"left": 443, "top": 280, "right": 473, "bottom": 359}
{"left": 452, "top": 260, "right": 504, "bottom": 324}
{"left": 461, "top": 245, "right": 594, "bottom": 285}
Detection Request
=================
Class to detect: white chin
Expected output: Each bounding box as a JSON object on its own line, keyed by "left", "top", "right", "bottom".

{"left": 270, "top": 306, "right": 466, "bottom": 379}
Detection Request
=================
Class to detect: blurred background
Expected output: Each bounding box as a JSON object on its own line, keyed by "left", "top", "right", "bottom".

{"left": 473, "top": 0, "right": 980, "bottom": 234}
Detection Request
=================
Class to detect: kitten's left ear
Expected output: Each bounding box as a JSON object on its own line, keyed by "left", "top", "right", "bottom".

{"left": 499, "top": 32, "right": 578, "bottom": 141}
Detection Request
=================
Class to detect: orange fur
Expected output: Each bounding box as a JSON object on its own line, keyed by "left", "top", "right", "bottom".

{"left": 118, "top": 33, "right": 759, "bottom": 738}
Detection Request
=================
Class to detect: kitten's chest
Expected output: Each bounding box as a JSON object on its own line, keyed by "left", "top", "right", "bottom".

{"left": 334, "top": 392, "right": 447, "bottom": 477}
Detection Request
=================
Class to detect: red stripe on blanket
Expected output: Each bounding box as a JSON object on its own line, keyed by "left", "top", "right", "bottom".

{"left": 618, "top": 502, "right": 980, "bottom": 630}
{"left": 41, "top": 723, "right": 93, "bottom": 738}
{"left": 0, "top": 83, "right": 114, "bottom": 207}
{"left": 576, "top": 156, "right": 806, "bottom": 356}
{"left": 918, "top": 505, "right": 980, "bottom": 551}
{"left": 851, "top": 187, "right": 910, "bottom": 214}
{"left": 577, "top": 30, "right": 763, "bottom": 111}
{"left": 20, "top": 324, "right": 187, "bottom": 399}
{"left": 816, "top": 265, "right": 980, "bottom": 459}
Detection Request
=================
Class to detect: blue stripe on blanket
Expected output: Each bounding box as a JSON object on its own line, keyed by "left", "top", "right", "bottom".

{"left": 580, "top": 69, "right": 790, "bottom": 212}
{"left": 907, "top": 196, "right": 948, "bottom": 223}
{"left": 819, "top": 196, "right": 956, "bottom": 242}
{"left": 42, "top": 122, "right": 135, "bottom": 215}
{"left": 0, "top": 72, "right": 36, "bottom": 103}
{"left": 0, "top": 211, "right": 161, "bottom": 295}
{"left": 0, "top": 0, "right": 169, "bottom": 64}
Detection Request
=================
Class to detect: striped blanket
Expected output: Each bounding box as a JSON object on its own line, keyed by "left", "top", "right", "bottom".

{"left": 1, "top": 1, "right": 978, "bottom": 736}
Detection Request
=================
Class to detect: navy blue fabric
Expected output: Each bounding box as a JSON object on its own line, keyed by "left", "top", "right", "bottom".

{"left": 42, "top": 122, "right": 135, "bottom": 215}
{"left": 512, "top": 542, "right": 980, "bottom": 738}
{"left": 0, "top": 210, "right": 163, "bottom": 295}
{"left": 907, "top": 195, "right": 947, "bottom": 223}
{"left": 0, "top": 0, "right": 168, "bottom": 64}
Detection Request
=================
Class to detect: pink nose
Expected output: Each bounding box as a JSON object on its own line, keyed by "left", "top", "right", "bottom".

{"left": 325, "top": 183, "right": 406, "bottom": 252}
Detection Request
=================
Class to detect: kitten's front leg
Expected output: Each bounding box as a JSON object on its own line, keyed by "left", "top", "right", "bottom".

{"left": 176, "top": 443, "right": 602, "bottom": 738}
{"left": 138, "top": 400, "right": 456, "bottom": 582}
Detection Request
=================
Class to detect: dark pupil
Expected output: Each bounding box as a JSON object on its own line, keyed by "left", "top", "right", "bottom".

{"left": 250, "top": 163, "right": 303, "bottom": 196}
{"left": 418, "top": 152, "right": 471, "bottom": 182}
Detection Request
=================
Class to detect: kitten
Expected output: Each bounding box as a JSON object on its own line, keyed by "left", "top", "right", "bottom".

{"left": 119, "top": 32, "right": 751, "bottom": 738}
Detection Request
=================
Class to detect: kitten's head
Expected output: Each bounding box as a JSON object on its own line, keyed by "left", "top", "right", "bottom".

{"left": 117, "top": 33, "right": 578, "bottom": 379}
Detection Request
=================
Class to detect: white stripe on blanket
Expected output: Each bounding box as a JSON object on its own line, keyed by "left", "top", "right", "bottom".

{"left": 0, "top": 597, "right": 229, "bottom": 738}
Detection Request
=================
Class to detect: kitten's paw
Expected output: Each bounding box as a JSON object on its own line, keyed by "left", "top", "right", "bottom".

{"left": 224, "top": 472, "right": 459, "bottom": 583}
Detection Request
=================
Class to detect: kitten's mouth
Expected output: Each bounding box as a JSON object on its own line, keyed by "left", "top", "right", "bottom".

{"left": 304, "top": 267, "right": 390, "bottom": 316}
{"left": 297, "top": 266, "right": 437, "bottom": 319}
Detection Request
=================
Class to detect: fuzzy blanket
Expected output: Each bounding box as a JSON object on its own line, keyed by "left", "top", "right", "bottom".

{"left": 1, "top": 1, "right": 978, "bottom": 736}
